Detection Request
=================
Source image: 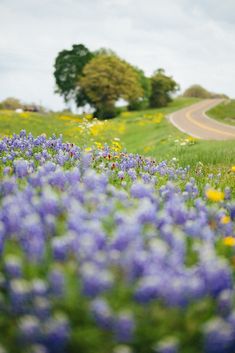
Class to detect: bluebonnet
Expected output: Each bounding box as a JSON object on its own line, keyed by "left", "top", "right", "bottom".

{"left": 90, "top": 298, "right": 113, "bottom": 329}
{"left": 18, "top": 315, "right": 41, "bottom": 344}
{"left": 4, "top": 255, "right": 22, "bottom": 278}
{"left": 43, "top": 314, "right": 70, "bottom": 352}
{"left": 154, "top": 337, "right": 179, "bottom": 353}
{"left": 203, "top": 318, "right": 234, "bottom": 353}
{"left": 113, "top": 312, "right": 135, "bottom": 343}
{"left": 0, "top": 131, "right": 234, "bottom": 352}
{"left": 13, "top": 159, "right": 29, "bottom": 178}
{"left": 48, "top": 267, "right": 65, "bottom": 298}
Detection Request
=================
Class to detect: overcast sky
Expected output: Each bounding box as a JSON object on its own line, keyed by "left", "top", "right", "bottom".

{"left": 0, "top": 0, "right": 235, "bottom": 110}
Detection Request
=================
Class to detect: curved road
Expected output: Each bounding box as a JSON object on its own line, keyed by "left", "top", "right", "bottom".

{"left": 168, "top": 99, "right": 235, "bottom": 140}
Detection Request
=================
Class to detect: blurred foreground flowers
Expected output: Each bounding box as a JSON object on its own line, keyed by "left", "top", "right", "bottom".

{"left": 0, "top": 131, "right": 235, "bottom": 353}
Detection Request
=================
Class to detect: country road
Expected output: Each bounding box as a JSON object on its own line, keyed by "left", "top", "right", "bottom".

{"left": 168, "top": 99, "right": 235, "bottom": 140}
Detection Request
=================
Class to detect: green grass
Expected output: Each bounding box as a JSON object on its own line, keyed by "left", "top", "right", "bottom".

{"left": 0, "top": 110, "right": 83, "bottom": 139}
{"left": 207, "top": 99, "right": 235, "bottom": 126}
{"left": 0, "top": 97, "right": 198, "bottom": 138}
{"left": 118, "top": 117, "right": 235, "bottom": 167}
{"left": 111, "top": 98, "right": 235, "bottom": 171}
{"left": 0, "top": 96, "right": 235, "bottom": 179}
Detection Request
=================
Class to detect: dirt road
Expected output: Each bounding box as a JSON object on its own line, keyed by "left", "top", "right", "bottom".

{"left": 168, "top": 99, "right": 235, "bottom": 140}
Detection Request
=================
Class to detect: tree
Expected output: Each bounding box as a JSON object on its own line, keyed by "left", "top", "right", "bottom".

{"left": 183, "top": 85, "right": 211, "bottom": 99}
{"left": 0, "top": 97, "right": 22, "bottom": 110}
{"left": 80, "top": 54, "right": 144, "bottom": 118}
{"left": 128, "top": 68, "right": 151, "bottom": 111}
{"left": 149, "top": 69, "right": 179, "bottom": 108}
{"left": 93, "top": 47, "right": 117, "bottom": 56}
{"left": 183, "top": 85, "right": 229, "bottom": 99}
{"left": 53, "top": 44, "right": 94, "bottom": 106}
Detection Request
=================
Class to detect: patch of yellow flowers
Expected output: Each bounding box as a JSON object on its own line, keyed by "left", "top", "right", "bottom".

{"left": 224, "top": 237, "right": 235, "bottom": 247}
{"left": 121, "top": 112, "right": 133, "bottom": 118}
{"left": 221, "top": 216, "right": 231, "bottom": 224}
{"left": 111, "top": 141, "right": 122, "bottom": 152}
{"left": 206, "top": 188, "right": 224, "bottom": 202}
{"left": 59, "top": 115, "right": 83, "bottom": 123}
{"left": 20, "top": 112, "right": 30, "bottom": 118}
{"left": 138, "top": 113, "right": 163, "bottom": 126}
{"left": 175, "top": 136, "right": 198, "bottom": 146}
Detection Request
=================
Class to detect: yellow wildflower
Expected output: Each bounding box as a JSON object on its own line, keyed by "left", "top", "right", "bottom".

{"left": 206, "top": 189, "right": 224, "bottom": 202}
{"left": 121, "top": 112, "right": 132, "bottom": 118}
{"left": 59, "top": 115, "right": 72, "bottom": 121}
{"left": 188, "top": 136, "right": 197, "bottom": 141}
{"left": 138, "top": 121, "right": 147, "bottom": 126}
{"left": 144, "top": 146, "right": 152, "bottom": 153}
{"left": 221, "top": 216, "right": 231, "bottom": 224}
{"left": 84, "top": 113, "right": 93, "bottom": 120}
{"left": 231, "top": 166, "right": 235, "bottom": 172}
{"left": 112, "top": 141, "right": 122, "bottom": 152}
{"left": 224, "top": 237, "right": 235, "bottom": 247}
{"left": 95, "top": 142, "right": 103, "bottom": 149}
{"left": 89, "top": 121, "right": 108, "bottom": 136}
{"left": 20, "top": 112, "right": 30, "bottom": 118}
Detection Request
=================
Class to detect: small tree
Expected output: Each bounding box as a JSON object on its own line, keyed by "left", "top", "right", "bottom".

{"left": 0, "top": 97, "right": 22, "bottom": 110}
{"left": 149, "top": 69, "right": 179, "bottom": 108}
{"left": 183, "top": 85, "right": 211, "bottom": 98}
{"left": 80, "top": 54, "right": 144, "bottom": 118}
{"left": 54, "top": 44, "right": 94, "bottom": 106}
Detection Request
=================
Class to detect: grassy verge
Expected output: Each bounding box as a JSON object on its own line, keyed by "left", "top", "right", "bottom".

{"left": 0, "top": 97, "right": 235, "bottom": 183}
{"left": 207, "top": 99, "right": 235, "bottom": 126}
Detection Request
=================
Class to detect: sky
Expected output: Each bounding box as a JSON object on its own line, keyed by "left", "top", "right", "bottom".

{"left": 0, "top": 0, "right": 235, "bottom": 110}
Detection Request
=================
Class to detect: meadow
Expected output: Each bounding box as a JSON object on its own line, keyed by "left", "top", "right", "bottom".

{"left": 1, "top": 98, "right": 235, "bottom": 167}
{"left": 1, "top": 96, "right": 235, "bottom": 188}
{"left": 207, "top": 100, "right": 235, "bottom": 126}
{"left": 0, "top": 99, "right": 235, "bottom": 353}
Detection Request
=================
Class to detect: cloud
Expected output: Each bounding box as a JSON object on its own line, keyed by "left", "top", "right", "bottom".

{"left": 0, "top": 0, "right": 235, "bottom": 109}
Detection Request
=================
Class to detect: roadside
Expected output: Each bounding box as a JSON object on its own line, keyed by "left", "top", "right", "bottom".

{"left": 207, "top": 99, "right": 235, "bottom": 126}
{"left": 168, "top": 99, "right": 235, "bottom": 140}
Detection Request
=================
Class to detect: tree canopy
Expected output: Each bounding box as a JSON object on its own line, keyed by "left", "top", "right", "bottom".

{"left": 149, "top": 69, "right": 179, "bottom": 108}
{"left": 80, "top": 54, "right": 144, "bottom": 118}
{"left": 0, "top": 97, "right": 22, "bottom": 110}
{"left": 53, "top": 43, "right": 180, "bottom": 118}
{"left": 128, "top": 67, "right": 151, "bottom": 111}
{"left": 54, "top": 44, "right": 94, "bottom": 106}
{"left": 183, "top": 85, "right": 211, "bottom": 99}
{"left": 183, "top": 85, "right": 229, "bottom": 99}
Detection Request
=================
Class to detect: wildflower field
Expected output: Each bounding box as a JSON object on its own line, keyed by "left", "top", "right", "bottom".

{"left": 0, "top": 98, "right": 235, "bottom": 171}
{"left": 0, "top": 99, "right": 235, "bottom": 353}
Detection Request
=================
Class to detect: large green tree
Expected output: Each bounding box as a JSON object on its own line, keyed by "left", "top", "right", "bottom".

{"left": 80, "top": 54, "right": 144, "bottom": 118}
{"left": 128, "top": 68, "right": 151, "bottom": 111}
{"left": 53, "top": 44, "right": 94, "bottom": 106}
{"left": 149, "top": 69, "right": 179, "bottom": 108}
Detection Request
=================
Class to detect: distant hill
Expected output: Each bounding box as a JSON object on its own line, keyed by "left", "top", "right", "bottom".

{"left": 183, "top": 84, "right": 229, "bottom": 99}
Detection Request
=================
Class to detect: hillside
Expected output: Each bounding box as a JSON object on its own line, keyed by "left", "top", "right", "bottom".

{"left": 207, "top": 99, "right": 235, "bottom": 126}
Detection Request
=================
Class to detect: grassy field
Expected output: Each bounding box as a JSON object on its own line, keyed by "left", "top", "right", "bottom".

{"left": 1, "top": 99, "right": 235, "bottom": 353}
{"left": 0, "top": 97, "right": 197, "bottom": 141}
{"left": 0, "top": 97, "right": 235, "bottom": 186}
{"left": 207, "top": 99, "right": 235, "bottom": 126}
{"left": 1, "top": 112, "right": 235, "bottom": 353}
